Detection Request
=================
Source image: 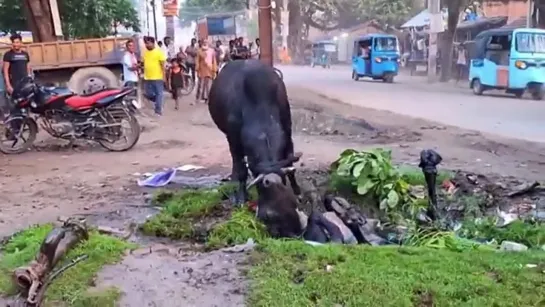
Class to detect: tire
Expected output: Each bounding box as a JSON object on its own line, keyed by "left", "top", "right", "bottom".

{"left": 0, "top": 116, "right": 38, "bottom": 154}
{"left": 514, "top": 90, "right": 524, "bottom": 98}
{"left": 531, "top": 90, "right": 544, "bottom": 101}
{"left": 472, "top": 79, "right": 484, "bottom": 95}
{"left": 68, "top": 67, "right": 119, "bottom": 95}
{"left": 97, "top": 109, "right": 140, "bottom": 152}
{"left": 352, "top": 70, "right": 359, "bottom": 81}
{"left": 383, "top": 74, "right": 394, "bottom": 83}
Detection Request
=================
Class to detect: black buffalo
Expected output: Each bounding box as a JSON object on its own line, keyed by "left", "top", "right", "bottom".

{"left": 208, "top": 60, "right": 302, "bottom": 237}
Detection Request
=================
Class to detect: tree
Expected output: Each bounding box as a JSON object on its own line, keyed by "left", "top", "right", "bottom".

{"left": 438, "top": 0, "right": 465, "bottom": 82}
{"left": 0, "top": 0, "right": 140, "bottom": 40}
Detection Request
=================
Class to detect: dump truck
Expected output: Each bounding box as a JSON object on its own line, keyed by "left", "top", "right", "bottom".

{"left": 0, "top": 37, "right": 130, "bottom": 94}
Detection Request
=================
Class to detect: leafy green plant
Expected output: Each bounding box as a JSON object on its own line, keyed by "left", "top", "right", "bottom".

{"left": 331, "top": 148, "right": 413, "bottom": 214}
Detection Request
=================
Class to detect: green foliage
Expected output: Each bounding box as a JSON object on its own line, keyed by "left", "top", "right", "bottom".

{"left": 0, "top": 224, "right": 133, "bottom": 306}
{"left": 397, "top": 165, "right": 454, "bottom": 186}
{"left": 331, "top": 148, "right": 413, "bottom": 215}
{"left": 141, "top": 185, "right": 259, "bottom": 241}
{"left": 207, "top": 207, "right": 269, "bottom": 249}
{"left": 460, "top": 218, "right": 545, "bottom": 249}
{"left": 140, "top": 189, "right": 224, "bottom": 239}
{"left": 0, "top": 0, "right": 139, "bottom": 38}
{"left": 249, "top": 240, "right": 545, "bottom": 307}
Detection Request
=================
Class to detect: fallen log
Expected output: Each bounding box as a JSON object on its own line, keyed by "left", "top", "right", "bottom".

{"left": 9, "top": 218, "right": 89, "bottom": 307}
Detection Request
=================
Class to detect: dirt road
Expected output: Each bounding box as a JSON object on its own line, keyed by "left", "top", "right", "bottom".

{"left": 1, "top": 86, "right": 545, "bottom": 237}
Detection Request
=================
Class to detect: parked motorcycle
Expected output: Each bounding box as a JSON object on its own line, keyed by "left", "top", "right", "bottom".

{"left": 0, "top": 77, "right": 141, "bottom": 154}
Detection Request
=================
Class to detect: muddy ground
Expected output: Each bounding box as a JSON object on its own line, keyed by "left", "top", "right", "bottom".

{"left": 1, "top": 86, "right": 545, "bottom": 306}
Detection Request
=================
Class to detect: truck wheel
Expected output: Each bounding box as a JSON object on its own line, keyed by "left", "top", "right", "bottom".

{"left": 68, "top": 67, "right": 119, "bottom": 94}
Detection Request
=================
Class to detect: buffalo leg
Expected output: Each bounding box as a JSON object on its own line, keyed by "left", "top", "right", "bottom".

{"left": 227, "top": 135, "right": 248, "bottom": 205}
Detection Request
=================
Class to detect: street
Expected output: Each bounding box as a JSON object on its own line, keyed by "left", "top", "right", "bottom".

{"left": 280, "top": 65, "right": 545, "bottom": 143}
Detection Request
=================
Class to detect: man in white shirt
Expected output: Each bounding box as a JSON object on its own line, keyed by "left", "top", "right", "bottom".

{"left": 163, "top": 36, "right": 175, "bottom": 60}
{"left": 122, "top": 40, "right": 139, "bottom": 87}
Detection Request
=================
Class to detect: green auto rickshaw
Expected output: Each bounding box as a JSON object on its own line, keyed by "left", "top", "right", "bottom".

{"left": 311, "top": 40, "right": 336, "bottom": 68}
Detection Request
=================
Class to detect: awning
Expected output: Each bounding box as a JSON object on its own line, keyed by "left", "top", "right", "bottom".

{"left": 401, "top": 9, "right": 430, "bottom": 28}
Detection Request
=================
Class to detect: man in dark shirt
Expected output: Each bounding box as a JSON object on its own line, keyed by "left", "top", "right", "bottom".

{"left": 3, "top": 33, "right": 31, "bottom": 95}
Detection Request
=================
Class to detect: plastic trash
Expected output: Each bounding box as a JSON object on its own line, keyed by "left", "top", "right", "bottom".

{"left": 137, "top": 168, "right": 177, "bottom": 187}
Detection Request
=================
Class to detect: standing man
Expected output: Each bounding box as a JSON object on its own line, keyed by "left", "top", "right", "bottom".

{"left": 164, "top": 36, "right": 175, "bottom": 60}
{"left": 456, "top": 44, "right": 467, "bottom": 83}
{"left": 122, "top": 40, "right": 139, "bottom": 87}
{"left": 195, "top": 40, "right": 216, "bottom": 103}
{"left": 3, "top": 33, "right": 31, "bottom": 95}
{"left": 185, "top": 38, "right": 197, "bottom": 81}
{"left": 253, "top": 38, "right": 260, "bottom": 59}
{"left": 142, "top": 36, "right": 167, "bottom": 116}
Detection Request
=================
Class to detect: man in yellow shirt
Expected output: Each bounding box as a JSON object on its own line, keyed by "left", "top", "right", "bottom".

{"left": 142, "top": 36, "right": 167, "bottom": 116}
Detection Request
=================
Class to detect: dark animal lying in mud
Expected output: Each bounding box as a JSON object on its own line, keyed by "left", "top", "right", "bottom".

{"left": 208, "top": 59, "right": 302, "bottom": 237}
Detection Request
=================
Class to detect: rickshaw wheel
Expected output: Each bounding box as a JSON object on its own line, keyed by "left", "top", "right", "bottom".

{"left": 531, "top": 91, "right": 544, "bottom": 100}
{"left": 472, "top": 79, "right": 484, "bottom": 96}
{"left": 352, "top": 70, "right": 359, "bottom": 81}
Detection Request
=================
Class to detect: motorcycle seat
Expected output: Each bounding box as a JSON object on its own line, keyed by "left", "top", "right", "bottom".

{"left": 65, "top": 89, "right": 122, "bottom": 109}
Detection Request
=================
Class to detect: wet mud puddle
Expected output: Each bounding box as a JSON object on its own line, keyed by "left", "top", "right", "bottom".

{"left": 79, "top": 171, "right": 249, "bottom": 307}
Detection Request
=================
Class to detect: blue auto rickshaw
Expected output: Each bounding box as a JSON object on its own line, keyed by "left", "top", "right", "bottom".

{"left": 351, "top": 34, "right": 400, "bottom": 83}
{"left": 311, "top": 40, "right": 336, "bottom": 68}
{"left": 469, "top": 27, "right": 545, "bottom": 100}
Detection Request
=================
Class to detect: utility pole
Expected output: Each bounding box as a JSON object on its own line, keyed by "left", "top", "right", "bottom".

{"left": 526, "top": 0, "right": 533, "bottom": 27}
{"left": 258, "top": 0, "right": 273, "bottom": 66}
{"left": 151, "top": 0, "right": 158, "bottom": 40}
{"left": 427, "top": 0, "right": 441, "bottom": 83}
{"left": 146, "top": 0, "right": 150, "bottom": 36}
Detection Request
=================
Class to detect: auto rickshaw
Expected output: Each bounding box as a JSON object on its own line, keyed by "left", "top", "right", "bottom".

{"left": 351, "top": 34, "right": 400, "bottom": 83}
{"left": 311, "top": 40, "right": 336, "bottom": 68}
{"left": 469, "top": 27, "right": 545, "bottom": 100}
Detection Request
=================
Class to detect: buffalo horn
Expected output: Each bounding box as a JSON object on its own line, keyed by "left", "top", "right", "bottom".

{"left": 281, "top": 166, "right": 296, "bottom": 174}
{"left": 247, "top": 174, "right": 264, "bottom": 189}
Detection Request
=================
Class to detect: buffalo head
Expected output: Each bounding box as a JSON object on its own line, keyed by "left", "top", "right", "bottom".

{"left": 248, "top": 172, "right": 303, "bottom": 238}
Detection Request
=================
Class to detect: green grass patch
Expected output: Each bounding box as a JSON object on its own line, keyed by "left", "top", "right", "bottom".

{"left": 460, "top": 219, "right": 545, "bottom": 249}
{"left": 207, "top": 207, "right": 269, "bottom": 249}
{"left": 248, "top": 240, "right": 545, "bottom": 307}
{"left": 0, "top": 224, "right": 134, "bottom": 306}
{"left": 398, "top": 165, "right": 454, "bottom": 186}
{"left": 141, "top": 185, "right": 259, "bottom": 241}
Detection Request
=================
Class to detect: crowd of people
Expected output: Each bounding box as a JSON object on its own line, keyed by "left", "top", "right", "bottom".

{"left": 0, "top": 33, "right": 261, "bottom": 118}
{"left": 123, "top": 35, "right": 261, "bottom": 116}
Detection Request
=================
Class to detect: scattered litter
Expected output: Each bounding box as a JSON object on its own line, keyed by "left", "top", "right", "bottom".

{"left": 176, "top": 164, "right": 205, "bottom": 172}
{"left": 137, "top": 168, "right": 177, "bottom": 187}
{"left": 305, "top": 241, "right": 324, "bottom": 246}
{"left": 525, "top": 264, "right": 538, "bottom": 268}
{"left": 500, "top": 241, "right": 528, "bottom": 252}
{"left": 221, "top": 238, "right": 256, "bottom": 253}
{"left": 496, "top": 209, "right": 519, "bottom": 227}
{"left": 507, "top": 181, "right": 540, "bottom": 198}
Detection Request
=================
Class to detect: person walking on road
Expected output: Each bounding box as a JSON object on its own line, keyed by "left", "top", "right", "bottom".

{"left": 166, "top": 58, "right": 186, "bottom": 110}
{"left": 185, "top": 38, "right": 197, "bottom": 81}
{"left": 195, "top": 40, "right": 216, "bottom": 103}
{"left": 142, "top": 36, "right": 167, "bottom": 116}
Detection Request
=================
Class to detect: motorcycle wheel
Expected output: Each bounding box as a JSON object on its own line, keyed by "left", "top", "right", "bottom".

{"left": 180, "top": 75, "right": 195, "bottom": 96}
{"left": 97, "top": 110, "right": 140, "bottom": 152}
{"left": 0, "top": 116, "right": 38, "bottom": 154}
